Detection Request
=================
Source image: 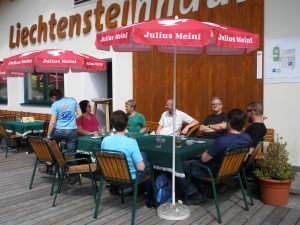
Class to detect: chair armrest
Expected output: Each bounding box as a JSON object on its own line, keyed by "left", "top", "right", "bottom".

{"left": 188, "top": 161, "right": 214, "bottom": 179}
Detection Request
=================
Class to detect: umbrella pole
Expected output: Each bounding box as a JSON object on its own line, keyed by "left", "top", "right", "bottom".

{"left": 157, "top": 47, "right": 190, "bottom": 220}
{"left": 56, "top": 72, "right": 58, "bottom": 89}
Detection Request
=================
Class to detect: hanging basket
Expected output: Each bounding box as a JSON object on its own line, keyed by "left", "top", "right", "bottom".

{"left": 258, "top": 176, "right": 294, "bottom": 206}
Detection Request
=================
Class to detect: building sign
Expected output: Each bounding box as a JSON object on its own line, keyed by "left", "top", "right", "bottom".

{"left": 8, "top": 0, "right": 246, "bottom": 49}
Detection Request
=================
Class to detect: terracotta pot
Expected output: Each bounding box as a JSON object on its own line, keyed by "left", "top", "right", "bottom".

{"left": 258, "top": 176, "right": 294, "bottom": 206}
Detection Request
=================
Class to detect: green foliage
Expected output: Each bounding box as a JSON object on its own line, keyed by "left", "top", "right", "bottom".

{"left": 254, "top": 136, "right": 295, "bottom": 180}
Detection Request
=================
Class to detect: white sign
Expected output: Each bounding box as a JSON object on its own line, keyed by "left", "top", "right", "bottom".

{"left": 265, "top": 37, "right": 300, "bottom": 83}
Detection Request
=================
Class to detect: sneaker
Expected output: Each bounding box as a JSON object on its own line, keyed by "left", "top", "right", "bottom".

{"left": 69, "top": 174, "right": 79, "bottom": 185}
{"left": 186, "top": 191, "right": 207, "bottom": 205}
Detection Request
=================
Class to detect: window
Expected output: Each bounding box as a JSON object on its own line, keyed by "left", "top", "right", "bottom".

{"left": 0, "top": 77, "right": 8, "bottom": 104}
{"left": 24, "top": 73, "right": 64, "bottom": 105}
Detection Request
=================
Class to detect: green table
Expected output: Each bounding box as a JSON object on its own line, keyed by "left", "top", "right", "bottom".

{"left": 76, "top": 133, "right": 214, "bottom": 177}
{"left": 138, "top": 135, "right": 214, "bottom": 177}
{"left": 77, "top": 135, "right": 103, "bottom": 151}
{"left": 3, "top": 121, "right": 44, "bottom": 134}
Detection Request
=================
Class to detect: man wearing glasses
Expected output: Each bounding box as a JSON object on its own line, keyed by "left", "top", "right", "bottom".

{"left": 244, "top": 102, "right": 267, "bottom": 155}
{"left": 199, "top": 97, "right": 227, "bottom": 139}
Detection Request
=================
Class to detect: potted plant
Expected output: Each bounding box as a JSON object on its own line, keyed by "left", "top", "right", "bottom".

{"left": 254, "top": 135, "right": 296, "bottom": 206}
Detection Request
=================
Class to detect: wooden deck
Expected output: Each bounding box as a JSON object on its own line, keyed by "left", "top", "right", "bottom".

{"left": 1, "top": 147, "right": 300, "bottom": 225}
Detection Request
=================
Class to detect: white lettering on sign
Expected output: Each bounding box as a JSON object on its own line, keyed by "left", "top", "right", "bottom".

{"left": 100, "top": 35, "right": 115, "bottom": 42}
{"left": 144, "top": 31, "right": 172, "bottom": 39}
{"left": 218, "top": 34, "right": 236, "bottom": 42}
{"left": 115, "top": 32, "right": 128, "bottom": 39}
{"left": 207, "top": 0, "right": 246, "bottom": 9}
{"left": 236, "top": 37, "right": 253, "bottom": 43}
{"left": 175, "top": 33, "right": 201, "bottom": 40}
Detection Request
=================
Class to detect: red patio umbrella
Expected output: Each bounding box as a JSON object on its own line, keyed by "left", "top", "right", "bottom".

{"left": 3, "top": 49, "right": 107, "bottom": 87}
{"left": 95, "top": 17, "right": 259, "bottom": 220}
{"left": 0, "top": 63, "right": 25, "bottom": 77}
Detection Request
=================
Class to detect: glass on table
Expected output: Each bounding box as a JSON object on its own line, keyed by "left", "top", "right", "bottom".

{"left": 101, "top": 126, "right": 106, "bottom": 135}
{"left": 130, "top": 132, "right": 136, "bottom": 139}
{"left": 93, "top": 131, "right": 99, "bottom": 137}
{"left": 156, "top": 135, "right": 162, "bottom": 148}
{"left": 175, "top": 136, "right": 181, "bottom": 148}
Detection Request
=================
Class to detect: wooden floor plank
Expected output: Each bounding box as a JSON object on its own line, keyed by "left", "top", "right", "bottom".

{"left": 1, "top": 147, "right": 300, "bottom": 225}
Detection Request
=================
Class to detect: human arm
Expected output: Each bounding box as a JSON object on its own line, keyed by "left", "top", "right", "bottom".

{"left": 77, "top": 125, "right": 93, "bottom": 136}
{"left": 140, "top": 126, "right": 147, "bottom": 133}
{"left": 156, "top": 124, "right": 163, "bottom": 134}
{"left": 75, "top": 107, "right": 82, "bottom": 119}
{"left": 199, "top": 121, "right": 226, "bottom": 132}
{"left": 201, "top": 150, "right": 213, "bottom": 163}
{"left": 181, "top": 119, "right": 199, "bottom": 135}
{"left": 135, "top": 161, "right": 145, "bottom": 171}
{"left": 47, "top": 114, "right": 57, "bottom": 138}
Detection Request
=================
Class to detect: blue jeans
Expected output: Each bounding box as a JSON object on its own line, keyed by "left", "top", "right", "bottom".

{"left": 176, "top": 159, "right": 209, "bottom": 196}
{"left": 52, "top": 128, "right": 77, "bottom": 158}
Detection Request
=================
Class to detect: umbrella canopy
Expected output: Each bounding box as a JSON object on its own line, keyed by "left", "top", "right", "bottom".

{"left": 95, "top": 18, "right": 259, "bottom": 54}
{"left": 94, "top": 17, "right": 259, "bottom": 220}
{"left": 3, "top": 49, "right": 107, "bottom": 73}
{"left": 0, "top": 63, "right": 25, "bottom": 77}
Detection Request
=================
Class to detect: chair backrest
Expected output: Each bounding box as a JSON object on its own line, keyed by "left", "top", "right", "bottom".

{"left": 184, "top": 124, "right": 200, "bottom": 137}
{"left": 1, "top": 114, "right": 16, "bottom": 122}
{"left": 28, "top": 136, "right": 55, "bottom": 163}
{"left": 94, "top": 149, "right": 132, "bottom": 184}
{"left": 265, "top": 128, "right": 274, "bottom": 142}
{"left": 146, "top": 121, "right": 159, "bottom": 133}
{"left": 0, "top": 123, "right": 9, "bottom": 138}
{"left": 216, "top": 145, "right": 249, "bottom": 179}
{"left": 49, "top": 140, "right": 66, "bottom": 170}
{"left": 244, "top": 139, "right": 264, "bottom": 168}
{"left": 41, "top": 120, "right": 50, "bottom": 137}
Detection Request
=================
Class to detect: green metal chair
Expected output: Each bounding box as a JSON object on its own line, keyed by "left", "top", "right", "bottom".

{"left": 241, "top": 139, "right": 264, "bottom": 205}
{"left": 48, "top": 139, "right": 98, "bottom": 207}
{"left": 0, "top": 122, "right": 21, "bottom": 158}
{"left": 185, "top": 145, "right": 250, "bottom": 224}
{"left": 27, "top": 136, "right": 58, "bottom": 195}
{"left": 93, "top": 149, "right": 155, "bottom": 225}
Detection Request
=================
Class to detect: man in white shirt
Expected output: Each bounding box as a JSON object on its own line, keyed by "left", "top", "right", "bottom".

{"left": 156, "top": 99, "right": 199, "bottom": 136}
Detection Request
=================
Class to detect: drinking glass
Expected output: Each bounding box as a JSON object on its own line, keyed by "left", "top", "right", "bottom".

{"left": 156, "top": 135, "right": 162, "bottom": 148}
{"left": 175, "top": 136, "right": 181, "bottom": 148}
{"left": 130, "top": 132, "right": 136, "bottom": 139}
{"left": 101, "top": 126, "right": 106, "bottom": 135}
{"left": 93, "top": 131, "right": 99, "bottom": 137}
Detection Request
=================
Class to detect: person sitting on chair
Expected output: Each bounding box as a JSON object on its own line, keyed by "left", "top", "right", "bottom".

{"left": 125, "top": 99, "right": 147, "bottom": 133}
{"left": 156, "top": 99, "right": 199, "bottom": 136}
{"left": 199, "top": 97, "right": 227, "bottom": 139}
{"left": 244, "top": 102, "right": 267, "bottom": 155}
{"left": 101, "top": 110, "right": 153, "bottom": 205}
{"left": 76, "top": 100, "right": 102, "bottom": 136}
{"left": 176, "top": 108, "right": 252, "bottom": 204}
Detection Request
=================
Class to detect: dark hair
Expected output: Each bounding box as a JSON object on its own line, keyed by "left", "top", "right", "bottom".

{"left": 110, "top": 110, "right": 128, "bottom": 132}
{"left": 79, "top": 100, "right": 89, "bottom": 113}
{"left": 49, "top": 89, "right": 64, "bottom": 100}
{"left": 227, "top": 108, "right": 247, "bottom": 131}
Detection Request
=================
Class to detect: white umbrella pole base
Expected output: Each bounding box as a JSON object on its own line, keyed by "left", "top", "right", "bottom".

{"left": 157, "top": 202, "right": 190, "bottom": 220}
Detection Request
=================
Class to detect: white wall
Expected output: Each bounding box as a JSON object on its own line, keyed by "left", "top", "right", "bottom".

{"left": 0, "top": 0, "right": 133, "bottom": 124}
{"left": 264, "top": 0, "right": 300, "bottom": 165}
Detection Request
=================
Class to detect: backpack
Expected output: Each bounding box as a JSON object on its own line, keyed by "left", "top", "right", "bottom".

{"left": 156, "top": 174, "right": 172, "bottom": 205}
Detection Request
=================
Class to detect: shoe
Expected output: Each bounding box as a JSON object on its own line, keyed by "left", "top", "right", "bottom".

{"left": 69, "top": 174, "right": 79, "bottom": 185}
{"left": 146, "top": 197, "right": 155, "bottom": 208}
{"left": 186, "top": 191, "right": 207, "bottom": 205}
